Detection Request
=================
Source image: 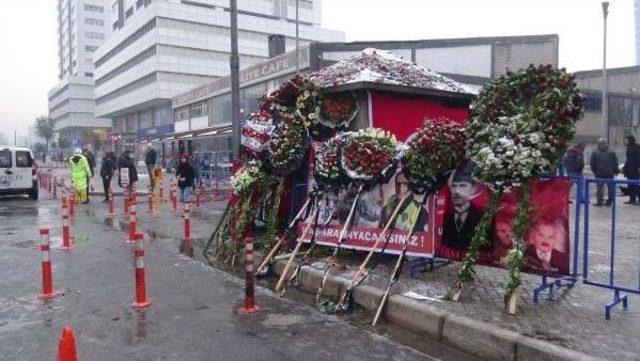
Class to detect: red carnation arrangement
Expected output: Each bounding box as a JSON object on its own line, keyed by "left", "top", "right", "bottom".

{"left": 341, "top": 128, "right": 399, "bottom": 183}
{"left": 260, "top": 75, "right": 306, "bottom": 113}
{"left": 319, "top": 92, "right": 358, "bottom": 129}
{"left": 402, "top": 118, "right": 466, "bottom": 194}
{"left": 241, "top": 111, "right": 274, "bottom": 158}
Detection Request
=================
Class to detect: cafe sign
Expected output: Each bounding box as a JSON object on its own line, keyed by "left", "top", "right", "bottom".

{"left": 172, "top": 45, "right": 311, "bottom": 108}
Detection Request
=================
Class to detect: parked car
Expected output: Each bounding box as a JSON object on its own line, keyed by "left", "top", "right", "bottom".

{"left": 0, "top": 146, "right": 38, "bottom": 200}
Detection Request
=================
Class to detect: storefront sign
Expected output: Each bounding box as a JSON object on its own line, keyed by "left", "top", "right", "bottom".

{"left": 137, "top": 124, "right": 174, "bottom": 140}
{"left": 172, "top": 45, "right": 311, "bottom": 108}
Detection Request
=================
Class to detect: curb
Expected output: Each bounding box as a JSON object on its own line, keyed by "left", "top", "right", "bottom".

{"left": 271, "top": 260, "right": 603, "bottom": 361}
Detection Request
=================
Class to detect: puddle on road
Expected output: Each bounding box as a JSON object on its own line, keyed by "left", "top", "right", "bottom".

{"left": 11, "top": 240, "right": 36, "bottom": 249}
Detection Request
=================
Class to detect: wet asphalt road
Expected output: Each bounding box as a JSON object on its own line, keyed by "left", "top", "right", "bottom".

{"left": 0, "top": 195, "right": 475, "bottom": 361}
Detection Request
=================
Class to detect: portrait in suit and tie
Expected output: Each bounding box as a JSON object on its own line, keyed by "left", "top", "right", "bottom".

{"left": 442, "top": 160, "right": 485, "bottom": 250}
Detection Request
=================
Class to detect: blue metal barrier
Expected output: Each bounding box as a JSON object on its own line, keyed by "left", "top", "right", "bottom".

{"left": 533, "top": 176, "right": 583, "bottom": 303}
{"left": 583, "top": 178, "right": 640, "bottom": 319}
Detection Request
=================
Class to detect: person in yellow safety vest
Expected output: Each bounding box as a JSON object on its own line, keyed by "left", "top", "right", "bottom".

{"left": 69, "top": 148, "right": 92, "bottom": 204}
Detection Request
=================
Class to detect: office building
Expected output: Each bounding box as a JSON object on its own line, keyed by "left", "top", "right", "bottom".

{"left": 48, "top": 0, "right": 111, "bottom": 147}
{"left": 93, "top": 0, "right": 344, "bottom": 151}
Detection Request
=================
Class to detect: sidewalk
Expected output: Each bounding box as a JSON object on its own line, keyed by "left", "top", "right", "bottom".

{"left": 123, "top": 193, "right": 640, "bottom": 361}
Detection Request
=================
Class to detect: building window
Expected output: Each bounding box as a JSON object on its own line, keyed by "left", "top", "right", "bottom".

{"left": 190, "top": 101, "right": 208, "bottom": 118}
{"left": 584, "top": 93, "right": 602, "bottom": 111}
{"left": 85, "top": 45, "right": 98, "bottom": 52}
{"left": 96, "top": 72, "right": 158, "bottom": 105}
{"left": 85, "top": 72, "right": 93, "bottom": 77}
{"left": 175, "top": 107, "right": 190, "bottom": 122}
{"left": 95, "top": 18, "right": 156, "bottom": 68}
{"left": 85, "top": 18, "right": 104, "bottom": 26}
{"left": 95, "top": 45, "right": 157, "bottom": 86}
{"left": 136, "top": 0, "right": 144, "bottom": 8}
{"left": 125, "top": 7, "right": 134, "bottom": 18}
{"left": 85, "top": 31, "right": 104, "bottom": 39}
{"left": 84, "top": 4, "right": 104, "bottom": 13}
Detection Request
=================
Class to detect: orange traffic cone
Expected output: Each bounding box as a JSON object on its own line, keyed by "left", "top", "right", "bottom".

{"left": 57, "top": 326, "right": 78, "bottom": 361}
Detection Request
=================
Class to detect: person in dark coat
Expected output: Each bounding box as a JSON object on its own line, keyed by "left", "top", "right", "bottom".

{"left": 442, "top": 160, "right": 486, "bottom": 250}
{"left": 564, "top": 142, "right": 585, "bottom": 177}
{"left": 99, "top": 152, "right": 115, "bottom": 203}
{"left": 118, "top": 150, "right": 138, "bottom": 194}
{"left": 175, "top": 154, "right": 194, "bottom": 203}
{"left": 144, "top": 145, "right": 157, "bottom": 191}
{"left": 82, "top": 149, "right": 96, "bottom": 202}
{"left": 589, "top": 138, "right": 619, "bottom": 206}
{"left": 622, "top": 135, "right": 640, "bottom": 204}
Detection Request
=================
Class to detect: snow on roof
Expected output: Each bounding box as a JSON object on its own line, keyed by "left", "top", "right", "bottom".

{"left": 310, "top": 48, "right": 475, "bottom": 95}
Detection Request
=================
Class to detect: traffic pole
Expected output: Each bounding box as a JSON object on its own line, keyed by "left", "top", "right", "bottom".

{"left": 171, "top": 185, "right": 178, "bottom": 213}
{"left": 38, "top": 227, "right": 58, "bottom": 300}
{"left": 237, "top": 234, "right": 259, "bottom": 314}
{"left": 108, "top": 191, "right": 115, "bottom": 217}
{"left": 48, "top": 174, "right": 52, "bottom": 194}
{"left": 182, "top": 201, "right": 192, "bottom": 256}
{"left": 147, "top": 185, "right": 153, "bottom": 213}
{"left": 53, "top": 177, "right": 57, "bottom": 199}
{"left": 128, "top": 198, "right": 138, "bottom": 244}
{"left": 69, "top": 191, "right": 75, "bottom": 218}
{"left": 61, "top": 202, "right": 71, "bottom": 251}
{"left": 131, "top": 233, "right": 151, "bottom": 308}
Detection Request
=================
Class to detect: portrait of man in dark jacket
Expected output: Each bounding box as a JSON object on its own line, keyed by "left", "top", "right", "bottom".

{"left": 442, "top": 160, "right": 484, "bottom": 250}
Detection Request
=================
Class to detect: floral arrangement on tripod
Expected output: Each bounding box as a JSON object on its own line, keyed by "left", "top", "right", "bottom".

{"left": 451, "top": 64, "right": 584, "bottom": 312}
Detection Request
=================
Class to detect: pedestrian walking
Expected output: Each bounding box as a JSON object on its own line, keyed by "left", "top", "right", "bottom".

{"left": 83, "top": 149, "right": 96, "bottom": 202}
{"left": 622, "top": 135, "right": 640, "bottom": 204}
{"left": 69, "top": 148, "right": 91, "bottom": 204}
{"left": 589, "top": 138, "right": 619, "bottom": 206}
{"left": 564, "top": 142, "right": 585, "bottom": 177}
{"left": 176, "top": 154, "right": 194, "bottom": 204}
{"left": 118, "top": 149, "right": 138, "bottom": 194}
{"left": 100, "top": 152, "right": 115, "bottom": 203}
{"left": 144, "top": 145, "right": 157, "bottom": 191}
{"left": 190, "top": 151, "right": 202, "bottom": 188}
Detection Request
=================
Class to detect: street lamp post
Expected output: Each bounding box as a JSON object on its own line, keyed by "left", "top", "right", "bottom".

{"left": 602, "top": 1, "right": 609, "bottom": 142}
{"left": 295, "top": 0, "right": 300, "bottom": 74}
{"left": 230, "top": 0, "right": 241, "bottom": 160}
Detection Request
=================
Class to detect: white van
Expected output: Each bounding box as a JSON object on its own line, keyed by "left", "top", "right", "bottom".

{"left": 0, "top": 146, "right": 38, "bottom": 200}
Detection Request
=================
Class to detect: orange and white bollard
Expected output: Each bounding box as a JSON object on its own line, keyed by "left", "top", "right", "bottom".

{"left": 69, "top": 191, "right": 75, "bottom": 218}
{"left": 171, "top": 184, "right": 178, "bottom": 213}
{"left": 56, "top": 326, "right": 78, "bottom": 361}
{"left": 147, "top": 185, "right": 153, "bottom": 213}
{"left": 61, "top": 187, "right": 67, "bottom": 208}
{"left": 195, "top": 188, "right": 201, "bottom": 208}
{"left": 131, "top": 234, "right": 151, "bottom": 308}
{"left": 158, "top": 180, "right": 164, "bottom": 202}
{"left": 38, "top": 227, "right": 58, "bottom": 300}
{"left": 61, "top": 202, "right": 71, "bottom": 251}
{"left": 182, "top": 201, "right": 192, "bottom": 256}
{"left": 127, "top": 198, "right": 138, "bottom": 244}
{"left": 108, "top": 191, "right": 115, "bottom": 217}
{"left": 237, "top": 234, "right": 259, "bottom": 314}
